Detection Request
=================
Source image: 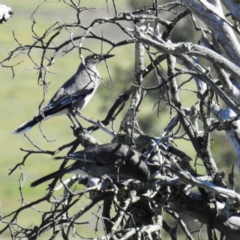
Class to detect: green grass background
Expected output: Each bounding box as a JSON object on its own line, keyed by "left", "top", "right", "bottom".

{"left": 0, "top": 0, "right": 238, "bottom": 239}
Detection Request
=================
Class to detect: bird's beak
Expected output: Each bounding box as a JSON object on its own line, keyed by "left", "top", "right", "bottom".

{"left": 101, "top": 54, "right": 115, "bottom": 60}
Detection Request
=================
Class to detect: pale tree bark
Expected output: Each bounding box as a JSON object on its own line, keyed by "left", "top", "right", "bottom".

{"left": 182, "top": 0, "right": 240, "bottom": 169}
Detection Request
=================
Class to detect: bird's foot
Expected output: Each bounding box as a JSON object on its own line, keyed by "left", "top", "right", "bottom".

{"left": 71, "top": 125, "right": 91, "bottom": 137}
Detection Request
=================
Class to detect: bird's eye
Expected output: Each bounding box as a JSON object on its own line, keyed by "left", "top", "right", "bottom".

{"left": 93, "top": 55, "right": 98, "bottom": 59}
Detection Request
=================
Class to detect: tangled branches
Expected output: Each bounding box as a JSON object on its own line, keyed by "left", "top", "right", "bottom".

{"left": 2, "top": 0, "right": 240, "bottom": 239}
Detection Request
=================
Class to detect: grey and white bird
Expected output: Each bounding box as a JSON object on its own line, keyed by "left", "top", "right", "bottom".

{"left": 30, "top": 143, "right": 150, "bottom": 187}
{"left": 12, "top": 53, "right": 114, "bottom": 134}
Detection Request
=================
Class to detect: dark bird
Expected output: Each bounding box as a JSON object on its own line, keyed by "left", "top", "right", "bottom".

{"left": 12, "top": 53, "right": 114, "bottom": 134}
{"left": 31, "top": 143, "right": 150, "bottom": 187}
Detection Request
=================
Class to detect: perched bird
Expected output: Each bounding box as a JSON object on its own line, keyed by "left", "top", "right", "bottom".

{"left": 12, "top": 53, "right": 114, "bottom": 134}
{"left": 31, "top": 143, "right": 150, "bottom": 187}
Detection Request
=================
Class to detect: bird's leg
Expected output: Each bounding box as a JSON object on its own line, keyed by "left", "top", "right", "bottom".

{"left": 67, "top": 113, "right": 83, "bottom": 131}
{"left": 68, "top": 108, "right": 84, "bottom": 131}
{"left": 70, "top": 109, "right": 93, "bottom": 136}
{"left": 68, "top": 113, "right": 86, "bottom": 137}
{"left": 67, "top": 114, "right": 76, "bottom": 127}
{"left": 73, "top": 114, "right": 84, "bottom": 130}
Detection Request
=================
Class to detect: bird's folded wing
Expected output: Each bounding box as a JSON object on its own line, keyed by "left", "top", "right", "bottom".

{"left": 43, "top": 88, "right": 94, "bottom": 115}
{"left": 54, "top": 154, "right": 97, "bottom": 164}
{"left": 54, "top": 152, "right": 117, "bottom": 165}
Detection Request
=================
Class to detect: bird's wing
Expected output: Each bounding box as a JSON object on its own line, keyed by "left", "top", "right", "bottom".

{"left": 43, "top": 88, "right": 94, "bottom": 116}
{"left": 54, "top": 151, "right": 117, "bottom": 166}
{"left": 54, "top": 154, "right": 96, "bottom": 164}
{"left": 66, "top": 144, "right": 130, "bottom": 165}
{"left": 66, "top": 152, "right": 105, "bottom": 164}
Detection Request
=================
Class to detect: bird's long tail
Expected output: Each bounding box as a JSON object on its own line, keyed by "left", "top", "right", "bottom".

{"left": 12, "top": 114, "right": 44, "bottom": 134}
{"left": 31, "top": 167, "right": 72, "bottom": 187}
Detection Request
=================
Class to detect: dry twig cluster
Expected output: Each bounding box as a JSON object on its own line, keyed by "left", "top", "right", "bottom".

{"left": 1, "top": 0, "right": 240, "bottom": 239}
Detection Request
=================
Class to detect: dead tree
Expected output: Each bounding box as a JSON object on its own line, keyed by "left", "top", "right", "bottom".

{"left": 1, "top": 0, "right": 240, "bottom": 239}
